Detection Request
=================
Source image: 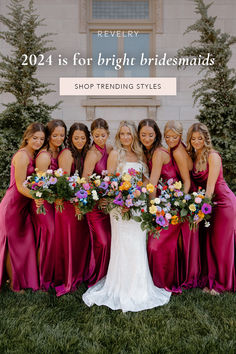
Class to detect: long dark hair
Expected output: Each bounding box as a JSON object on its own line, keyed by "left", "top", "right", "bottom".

{"left": 138, "top": 119, "right": 162, "bottom": 159}
{"left": 44, "top": 119, "right": 67, "bottom": 151}
{"left": 67, "top": 123, "right": 91, "bottom": 175}
{"left": 20, "top": 122, "right": 46, "bottom": 156}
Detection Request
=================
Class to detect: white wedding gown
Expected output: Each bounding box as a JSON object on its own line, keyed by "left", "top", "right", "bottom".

{"left": 82, "top": 162, "right": 171, "bottom": 312}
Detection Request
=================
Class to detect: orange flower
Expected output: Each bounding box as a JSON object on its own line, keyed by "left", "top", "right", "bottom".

{"left": 198, "top": 210, "right": 204, "bottom": 218}
{"left": 137, "top": 181, "right": 143, "bottom": 187}
{"left": 119, "top": 181, "right": 131, "bottom": 191}
{"left": 171, "top": 215, "right": 179, "bottom": 225}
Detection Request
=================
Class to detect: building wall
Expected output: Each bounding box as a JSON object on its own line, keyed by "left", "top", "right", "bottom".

{"left": 0, "top": 0, "right": 236, "bottom": 139}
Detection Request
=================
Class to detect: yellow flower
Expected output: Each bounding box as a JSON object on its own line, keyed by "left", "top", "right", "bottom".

{"left": 94, "top": 179, "right": 101, "bottom": 187}
{"left": 174, "top": 181, "right": 182, "bottom": 190}
{"left": 119, "top": 181, "right": 131, "bottom": 191}
{"left": 36, "top": 171, "right": 44, "bottom": 178}
{"left": 122, "top": 173, "right": 132, "bottom": 182}
{"left": 189, "top": 204, "right": 196, "bottom": 212}
{"left": 146, "top": 183, "right": 154, "bottom": 193}
{"left": 77, "top": 177, "right": 86, "bottom": 184}
{"left": 149, "top": 205, "right": 158, "bottom": 215}
{"left": 171, "top": 215, "right": 179, "bottom": 225}
{"left": 150, "top": 200, "right": 155, "bottom": 205}
{"left": 198, "top": 210, "right": 204, "bottom": 219}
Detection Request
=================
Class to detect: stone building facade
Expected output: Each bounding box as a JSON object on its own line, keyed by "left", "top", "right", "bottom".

{"left": 0, "top": 0, "right": 235, "bottom": 139}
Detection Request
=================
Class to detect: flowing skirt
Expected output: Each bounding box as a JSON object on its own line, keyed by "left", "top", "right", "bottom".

{"left": 83, "top": 210, "right": 171, "bottom": 312}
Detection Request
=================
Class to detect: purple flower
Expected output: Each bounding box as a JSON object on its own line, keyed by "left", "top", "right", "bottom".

{"left": 113, "top": 193, "right": 124, "bottom": 206}
{"left": 99, "top": 181, "right": 109, "bottom": 190}
{"left": 201, "top": 203, "right": 212, "bottom": 214}
{"left": 49, "top": 177, "right": 57, "bottom": 185}
{"left": 156, "top": 215, "right": 166, "bottom": 227}
{"left": 75, "top": 189, "right": 88, "bottom": 199}
{"left": 125, "top": 199, "right": 133, "bottom": 208}
{"left": 184, "top": 194, "right": 191, "bottom": 201}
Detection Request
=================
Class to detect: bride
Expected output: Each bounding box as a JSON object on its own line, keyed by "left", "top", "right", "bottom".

{"left": 82, "top": 121, "right": 171, "bottom": 312}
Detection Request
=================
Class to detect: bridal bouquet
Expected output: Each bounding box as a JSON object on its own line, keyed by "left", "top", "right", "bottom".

{"left": 135, "top": 178, "right": 183, "bottom": 238}
{"left": 24, "top": 168, "right": 57, "bottom": 214}
{"left": 69, "top": 173, "right": 99, "bottom": 220}
{"left": 96, "top": 169, "right": 154, "bottom": 221}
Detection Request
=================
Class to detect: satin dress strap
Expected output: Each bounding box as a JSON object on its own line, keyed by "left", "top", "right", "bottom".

{"left": 94, "top": 144, "right": 108, "bottom": 175}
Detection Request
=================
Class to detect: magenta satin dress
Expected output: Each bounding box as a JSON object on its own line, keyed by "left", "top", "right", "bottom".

{"left": 30, "top": 151, "right": 57, "bottom": 290}
{"left": 0, "top": 149, "right": 38, "bottom": 291}
{"left": 147, "top": 148, "right": 182, "bottom": 292}
{"left": 170, "top": 143, "right": 200, "bottom": 289}
{"left": 86, "top": 144, "right": 111, "bottom": 287}
{"left": 54, "top": 153, "right": 92, "bottom": 296}
{"left": 191, "top": 152, "right": 236, "bottom": 292}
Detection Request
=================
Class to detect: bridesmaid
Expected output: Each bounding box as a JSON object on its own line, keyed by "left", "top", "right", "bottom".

{"left": 54, "top": 123, "right": 92, "bottom": 296}
{"left": 164, "top": 121, "right": 200, "bottom": 290}
{"left": 187, "top": 122, "right": 236, "bottom": 294}
{"left": 82, "top": 118, "right": 112, "bottom": 286}
{"left": 0, "top": 122, "right": 45, "bottom": 292}
{"left": 31, "top": 119, "right": 67, "bottom": 290}
{"left": 138, "top": 119, "right": 198, "bottom": 292}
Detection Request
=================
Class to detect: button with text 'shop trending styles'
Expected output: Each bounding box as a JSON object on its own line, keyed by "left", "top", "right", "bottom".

{"left": 59, "top": 78, "right": 176, "bottom": 96}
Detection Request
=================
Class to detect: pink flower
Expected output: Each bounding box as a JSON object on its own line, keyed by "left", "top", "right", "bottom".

{"left": 141, "top": 187, "right": 147, "bottom": 193}
{"left": 104, "top": 176, "right": 110, "bottom": 182}
{"left": 83, "top": 183, "right": 90, "bottom": 191}
{"left": 165, "top": 213, "right": 172, "bottom": 220}
{"left": 111, "top": 181, "right": 118, "bottom": 190}
{"left": 195, "top": 197, "right": 202, "bottom": 204}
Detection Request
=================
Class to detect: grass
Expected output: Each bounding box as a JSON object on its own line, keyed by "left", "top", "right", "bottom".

{"left": 0, "top": 285, "right": 235, "bottom": 353}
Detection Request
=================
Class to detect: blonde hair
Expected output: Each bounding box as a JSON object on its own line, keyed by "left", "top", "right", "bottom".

{"left": 186, "top": 123, "right": 213, "bottom": 171}
{"left": 115, "top": 121, "right": 147, "bottom": 172}
{"left": 164, "top": 120, "right": 183, "bottom": 137}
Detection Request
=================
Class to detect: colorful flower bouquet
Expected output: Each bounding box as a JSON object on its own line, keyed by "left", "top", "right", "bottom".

{"left": 135, "top": 178, "right": 183, "bottom": 238}
{"left": 69, "top": 174, "right": 99, "bottom": 220}
{"left": 24, "top": 169, "right": 56, "bottom": 214}
{"left": 184, "top": 188, "right": 213, "bottom": 229}
{"left": 96, "top": 168, "right": 154, "bottom": 221}
{"left": 51, "top": 168, "right": 75, "bottom": 212}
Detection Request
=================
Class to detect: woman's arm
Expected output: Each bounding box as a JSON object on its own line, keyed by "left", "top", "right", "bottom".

{"left": 206, "top": 153, "right": 221, "bottom": 198}
{"left": 82, "top": 150, "right": 99, "bottom": 179}
{"left": 35, "top": 151, "right": 51, "bottom": 172}
{"left": 173, "top": 148, "right": 191, "bottom": 194}
{"left": 58, "top": 149, "right": 73, "bottom": 175}
{"left": 149, "top": 149, "right": 165, "bottom": 199}
{"left": 107, "top": 150, "right": 118, "bottom": 174}
{"left": 14, "top": 151, "right": 33, "bottom": 199}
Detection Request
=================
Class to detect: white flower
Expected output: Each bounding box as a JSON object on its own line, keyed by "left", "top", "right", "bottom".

{"left": 192, "top": 192, "right": 198, "bottom": 196}
{"left": 46, "top": 169, "right": 53, "bottom": 174}
{"left": 92, "top": 190, "right": 99, "bottom": 201}
{"left": 204, "top": 221, "right": 210, "bottom": 228}
{"left": 165, "top": 213, "right": 172, "bottom": 220}
{"left": 154, "top": 198, "right": 161, "bottom": 204}
{"left": 36, "top": 192, "right": 42, "bottom": 198}
{"left": 174, "top": 201, "right": 179, "bottom": 206}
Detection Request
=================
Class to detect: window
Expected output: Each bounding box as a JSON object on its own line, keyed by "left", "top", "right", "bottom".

{"left": 92, "top": 32, "right": 151, "bottom": 77}
{"left": 92, "top": 0, "right": 149, "bottom": 20}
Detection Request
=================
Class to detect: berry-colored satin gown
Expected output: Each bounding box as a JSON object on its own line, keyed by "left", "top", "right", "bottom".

{"left": 54, "top": 154, "right": 91, "bottom": 296}
{"left": 86, "top": 144, "right": 111, "bottom": 287}
{"left": 0, "top": 150, "right": 38, "bottom": 291}
{"left": 147, "top": 147, "right": 200, "bottom": 292}
{"left": 191, "top": 152, "right": 236, "bottom": 292}
{"left": 30, "top": 151, "right": 57, "bottom": 290}
{"left": 170, "top": 143, "right": 200, "bottom": 289}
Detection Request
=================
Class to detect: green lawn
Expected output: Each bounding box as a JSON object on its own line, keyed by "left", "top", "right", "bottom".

{"left": 0, "top": 284, "right": 235, "bottom": 353}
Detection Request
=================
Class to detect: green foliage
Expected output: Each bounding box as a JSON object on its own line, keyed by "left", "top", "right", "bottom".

{"left": 177, "top": 0, "right": 236, "bottom": 192}
{"left": 0, "top": 0, "right": 60, "bottom": 190}
{"left": 0, "top": 286, "right": 235, "bottom": 352}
